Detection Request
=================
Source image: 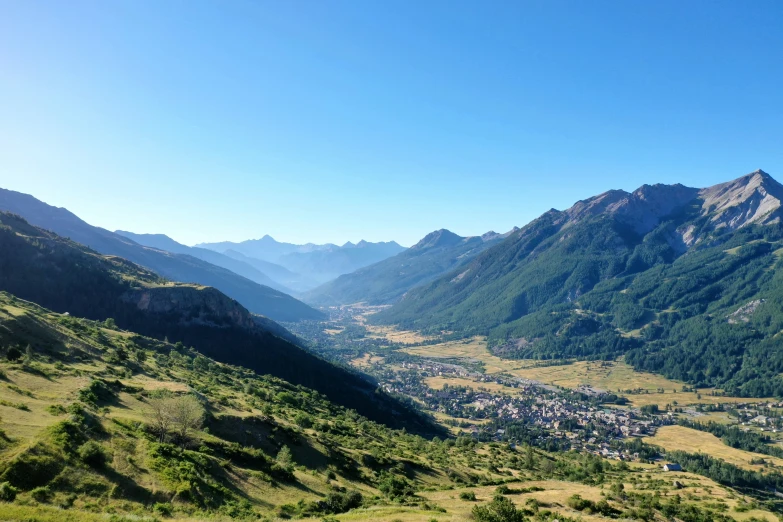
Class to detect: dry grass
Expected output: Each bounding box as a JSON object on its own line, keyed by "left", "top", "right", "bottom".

{"left": 123, "top": 374, "right": 191, "bottom": 392}
{"left": 365, "top": 324, "right": 434, "bottom": 344}
{"left": 425, "top": 376, "right": 523, "bottom": 396}
{"left": 404, "top": 335, "right": 771, "bottom": 408}
{"left": 350, "top": 353, "right": 385, "bottom": 368}
{"left": 0, "top": 369, "right": 88, "bottom": 439}
{"left": 645, "top": 425, "right": 783, "bottom": 472}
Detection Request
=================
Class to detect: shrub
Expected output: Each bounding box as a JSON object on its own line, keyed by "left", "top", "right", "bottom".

{"left": 294, "top": 413, "right": 314, "bottom": 429}
{"left": 153, "top": 502, "right": 173, "bottom": 516}
{"left": 378, "top": 473, "right": 414, "bottom": 500}
{"left": 460, "top": 491, "right": 477, "bottom": 501}
{"left": 78, "top": 441, "right": 107, "bottom": 468}
{"left": 0, "top": 482, "right": 17, "bottom": 502}
{"left": 30, "top": 485, "right": 52, "bottom": 502}
{"left": 46, "top": 404, "right": 67, "bottom": 416}
{"left": 1, "top": 442, "right": 63, "bottom": 489}
{"left": 472, "top": 495, "right": 525, "bottom": 522}
{"left": 6, "top": 347, "right": 22, "bottom": 362}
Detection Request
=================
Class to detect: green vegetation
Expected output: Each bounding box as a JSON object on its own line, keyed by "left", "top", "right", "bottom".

{"left": 0, "top": 290, "right": 774, "bottom": 520}
{"left": 373, "top": 182, "right": 783, "bottom": 395}
{"left": 0, "top": 211, "right": 439, "bottom": 433}
{"left": 304, "top": 229, "right": 504, "bottom": 306}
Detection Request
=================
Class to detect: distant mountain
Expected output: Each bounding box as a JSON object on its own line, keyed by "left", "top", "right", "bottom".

{"left": 0, "top": 188, "right": 322, "bottom": 322}
{"left": 0, "top": 211, "right": 436, "bottom": 432}
{"left": 304, "top": 228, "right": 514, "bottom": 306}
{"left": 374, "top": 170, "right": 783, "bottom": 396}
{"left": 222, "top": 249, "right": 319, "bottom": 293}
{"left": 199, "top": 234, "right": 335, "bottom": 262}
{"left": 198, "top": 235, "right": 406, "bottom": 288}
{"left": 115, "top": 230, "right": 295, "bottom": 294}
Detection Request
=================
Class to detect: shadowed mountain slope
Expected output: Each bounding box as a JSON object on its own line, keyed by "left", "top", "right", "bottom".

{"left": 304, "top": 228, "right": 514, "bottom": 306}
{"left": 115, "top": 230, "right": 295, "bottom": 294}
{"left": 0, "top": 211, "right": 436, "bottom": 432}
{"left": 0, "top": 188, "right": 321, "bottom": 322}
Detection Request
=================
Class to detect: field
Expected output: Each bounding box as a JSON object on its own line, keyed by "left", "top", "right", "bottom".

{"left": 365, "top": 324, "right": 434, "bottom": 344}
{"left": 334, "top": 474, "right": 775, "bottom": 522}
{"left": 401, "top": 334, "right": 771, "bottom": 407}
{"left": 402, "top": 336, "right": 518, "bottom": 373}
{"left": 425, "top": 376, "right": 524, "bottom": 396}
{"left": 0, "top": 370, "right": 89, "bottom": 440}
{"left": 645, "top": 425, "right": 783, "bottom": 471}
{"left": 350, "top": 353, "right": 385, "bottom": 368}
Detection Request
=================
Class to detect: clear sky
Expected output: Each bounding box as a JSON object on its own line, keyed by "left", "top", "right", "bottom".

{"left": 1, "top": 1, "right": 781, "bottom": 247}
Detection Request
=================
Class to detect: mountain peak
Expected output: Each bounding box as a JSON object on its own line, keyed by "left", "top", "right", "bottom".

{"left": 412, "top": 229, "right": 463, "bottom": 250}
{"left": 699, "top": 169, "right": 783, "bottom": 231}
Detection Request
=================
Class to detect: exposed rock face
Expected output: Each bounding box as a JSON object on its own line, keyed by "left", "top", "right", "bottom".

{"left": 699, "top": 170, "right": 783, "bottom": 230}
{"left": 609, "top": 183, "right": 700, "bottom": 234}
{"left": 562, "top": 184, "right": 701, "bottom": 234}
{"left": 121, "top": 285, "right": 259, "bottom": 331}
{"left": 564, "top": 189, "right": 630, "bottom": 223}
{"left": 728, "top": 299, "right": 766, "bottom": 324}
{"left": 558, "top": 169, "right": 783, "bottom": 240}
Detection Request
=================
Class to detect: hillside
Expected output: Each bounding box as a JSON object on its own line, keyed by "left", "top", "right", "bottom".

{"left": 0, "top": 188, "right": 321, "bottom": 322}
{"left": 199, "top": 235, "right": 406, "bottom": 288}
{"left": 0, "top": 212, "right": 434, "bottom": 431}
{"left": 115, "top": 230, "right": 296, "bottom": 294}
{"left": 304, "top": 228, "right": 514, "bottom": 306}
{"left": 0, "top": 294, "right": 777, "bottom": 521}
{"left": 374, "top": 170, "right": 783, "bottom": 396}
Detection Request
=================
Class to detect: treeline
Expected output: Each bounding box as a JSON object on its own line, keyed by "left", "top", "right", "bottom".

{"left": 666, "top": 449, "right": 783, "bottom": 494}
{"left": 678, "top": 419, "right": 783, "bottom": 459}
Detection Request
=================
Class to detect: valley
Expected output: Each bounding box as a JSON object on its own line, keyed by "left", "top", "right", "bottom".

{"left": 5, "top": 170, "right": 783, "bottom": 521}
{"left": 3, "top": 4, "right": 781, "bottom": 520}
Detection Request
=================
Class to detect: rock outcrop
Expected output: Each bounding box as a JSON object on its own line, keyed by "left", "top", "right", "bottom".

{"left": 122, "top": 285, "right": 260, "bottom": 331}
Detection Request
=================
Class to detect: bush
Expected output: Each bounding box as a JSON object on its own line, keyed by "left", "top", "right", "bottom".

{"left": 294, "top": 413, "right": 314, "bottom": 429}
{"left": 153, "top": 502, "right": 173, "bottom": 516}
{"left": 6, "top": 347, "right": 22, "bottom": 362}
{"left": 0, "top": 482, "right": 17, "bottom": 502}
{"left": 78, "top": 441, "right": 107, "bottom": 468}
{"left": 308, "top": 490, "right": 363, "bottom": 515}
{"left": 46, "top": 404, "right": 67, "bottom": 416}
{"left": 30, "top": 485, "right": 52, "bottom": 502}
{"left": 472, "top": 495, "right": 525, "bottom": 522}
{"left": 1, "top": 442, "right": 63, "bottom": 489}
{"left": 378, "top": 473, "right": 414, "bottom": 500}
{"left": 460, "top": 491, "right": 477, "bottom": 501}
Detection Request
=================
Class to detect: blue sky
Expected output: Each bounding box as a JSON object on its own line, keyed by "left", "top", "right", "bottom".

{"left": 1, "top": 1, "right": 781, "bottom": 247}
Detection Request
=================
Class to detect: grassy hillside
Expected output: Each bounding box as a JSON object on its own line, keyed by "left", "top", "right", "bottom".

{"left": 0, "top": 188, "right": 321, "bottom": 322}
{"left": 374, "top": 172, "right": 783, "bottom": 396}
{"left": 0, "top": 212, "right": 436, "bottom": 432}
{"left": 304, "top": 229, "right": 507, "bottom": 306}
{"left": 0, "top": 293, "right": 777, "bottom": 521}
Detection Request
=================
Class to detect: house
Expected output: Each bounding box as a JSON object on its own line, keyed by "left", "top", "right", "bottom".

{"left": 663, "top": 463, "right": 682, "bottom": 472}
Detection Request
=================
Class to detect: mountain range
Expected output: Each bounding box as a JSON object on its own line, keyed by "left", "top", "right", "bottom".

{"left": 303, "top": 228, "right": 516, "bottom": 306}
{"left": 0, "top": 188, "right": 321, "bottom": 322}
{"left": 374, "top": 169, "right": 783, "bottom": 396}
{"left": 115, "top": 230, "right": 296, "bottom": 294}
{"left": 0, "top": 210, "right": 434, "bottom": 432}
{"left": 198, "top": 235, "right": 406, "bottom": 288}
